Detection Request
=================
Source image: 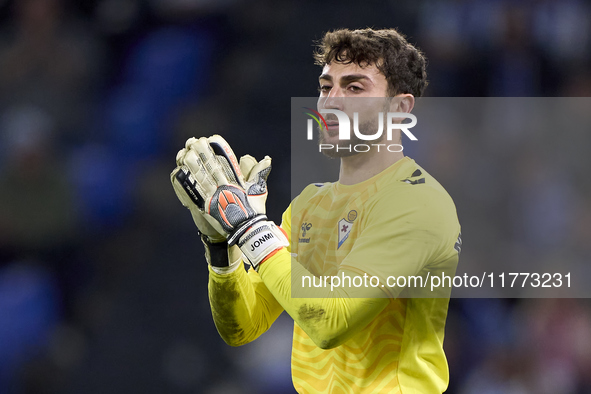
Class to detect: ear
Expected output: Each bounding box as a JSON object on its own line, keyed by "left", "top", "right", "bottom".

{"left": 390, "top": 94, "right": 415, "bottom": 113}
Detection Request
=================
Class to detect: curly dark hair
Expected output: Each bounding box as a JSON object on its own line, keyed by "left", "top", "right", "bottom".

{"left": 313, "top": 28, "right": 428, "bottom": 97}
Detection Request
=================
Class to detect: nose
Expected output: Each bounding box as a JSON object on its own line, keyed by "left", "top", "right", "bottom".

{"left": 318, "top": 88, "right": 344, "bottom": 111}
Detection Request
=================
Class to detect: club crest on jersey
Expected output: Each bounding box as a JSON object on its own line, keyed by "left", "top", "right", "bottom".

{"left": 338, "top": 211, "right": 357, "bottom": 249}
{"left": 299, "top": 222, "right": 312, "bottom": 243}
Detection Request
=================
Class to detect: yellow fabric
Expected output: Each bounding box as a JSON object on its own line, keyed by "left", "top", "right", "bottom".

{"left": 208, "top": 157, "right": 461, "bottom": 393}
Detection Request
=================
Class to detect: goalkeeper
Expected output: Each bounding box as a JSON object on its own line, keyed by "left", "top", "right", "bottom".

{"left": 171, "top": 28, "right": 461, "bottom": 393}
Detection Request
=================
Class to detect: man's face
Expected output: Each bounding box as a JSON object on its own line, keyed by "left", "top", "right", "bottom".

{"left": 316, "top": 61, "right": 392, "bottom": 157}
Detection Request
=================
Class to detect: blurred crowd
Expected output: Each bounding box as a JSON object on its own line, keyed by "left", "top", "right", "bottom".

{"left": 0, "top": 0, "right": 590, "bottom": 393}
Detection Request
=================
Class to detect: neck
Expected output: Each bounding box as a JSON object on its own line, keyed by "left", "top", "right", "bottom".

{"left": 338, "top": 150, "right": 405, "bottom": 185}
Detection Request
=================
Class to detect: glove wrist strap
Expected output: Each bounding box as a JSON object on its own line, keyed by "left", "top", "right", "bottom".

{"left": 201, "top": 236, "right": 230, "bottom": 267}
{"left": 227, "top": 214, "right": 267, "bottom": 246}
{"left": 202, "top": 236, "right": 244, "bottom": 274}
{"left": 237, "top": 221, "right": 289, "bottom": 270}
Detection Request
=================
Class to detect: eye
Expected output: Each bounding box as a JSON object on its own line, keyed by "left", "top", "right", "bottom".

{"left": 318, "top": 85, "right": 331, "bottom": 94}
{"left": 348, "top": 85, "right": 363, "bottom": 93}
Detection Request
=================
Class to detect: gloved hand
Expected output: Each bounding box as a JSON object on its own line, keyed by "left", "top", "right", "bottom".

{"left": 171, "top": 135, "right": 288, "bottom": 270}
{"left": 171, "top": 136, "right": 243, "bottom": 271}
{"left": 171, "top": 137, "right": 228, "bottom": 243}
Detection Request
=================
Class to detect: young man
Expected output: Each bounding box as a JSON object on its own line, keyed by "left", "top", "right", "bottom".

{"left": 172, "top": 28, "right": 461, "bottom": 393}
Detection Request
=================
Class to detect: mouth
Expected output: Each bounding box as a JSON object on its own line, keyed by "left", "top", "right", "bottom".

{"left": 319, "top": 115, "right": 340, "bottom": 136}
{"left": 324, "top": 119, "right": 339, "bottom": 131}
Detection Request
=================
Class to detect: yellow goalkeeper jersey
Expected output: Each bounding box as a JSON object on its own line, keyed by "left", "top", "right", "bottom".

{"left": 208, "top": 157, "right": 461, "bottom": 393}
{"left": 285, "top": 156, "right": 460, "bottom": 393}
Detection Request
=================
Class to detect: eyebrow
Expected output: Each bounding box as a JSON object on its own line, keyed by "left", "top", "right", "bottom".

{"left": 318, "top": 74, "right": 373, "bottom": 84}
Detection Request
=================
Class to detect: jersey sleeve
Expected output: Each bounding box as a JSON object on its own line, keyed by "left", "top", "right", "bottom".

{"left": 258, "top": 249, "right": 389, "bottom": 349}
{"left": 208, "top": 264, "right": 284, "bottom": 346}
{"left": 256, "top": 185, "right": 460, "bottom": 349}
{"left": 206, "top": 202, "right": 296, "bottom": 346}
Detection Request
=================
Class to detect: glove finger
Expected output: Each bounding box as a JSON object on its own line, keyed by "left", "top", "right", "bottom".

{"left": 208, "top": 135, "right": 245, "bottom": 188}
{"left": 183, "top": 144, "right": 205, "bottom": 174}
{"left": 183, "top": 149, "right": 219, "bottom": 199}
{"left": 251, "top": 156, "right": 272, "bottom": 181}
{"left": 184, "top": 137, "right": 199, "bottom": 149}
{"left": 171, "top": 165, "right": 207, "bottom": 210}
{"left": 243, "top": 156, "right": 271, "bottom": 198}
{"left": 189, "top": 137, "right": 231, "bottom": 188}
{"left": 180, "top": 137, "right": 199, "bottom": 166}
{"left": 176, "top": 148, "right": 187, "bottom": 166}
{"left": 239, "top": 155, "right": 258, "bottom": 181}
{"left": 170, "top": 167, "right": 190, "bottom": 208}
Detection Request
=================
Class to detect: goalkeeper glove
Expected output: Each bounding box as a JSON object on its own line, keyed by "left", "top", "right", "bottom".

{"left": 172, "top": 135, "right": 288, "bottom": 270}
{"left": 172, "top": 137, "right": 242, "bottom": 272}
{"left": 172, "top": 138, "right": 227, "bottom": 243}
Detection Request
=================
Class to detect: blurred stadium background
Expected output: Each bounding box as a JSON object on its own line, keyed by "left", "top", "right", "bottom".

{"left": 0, "top": 0, "right": 590, "bottom": 393}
